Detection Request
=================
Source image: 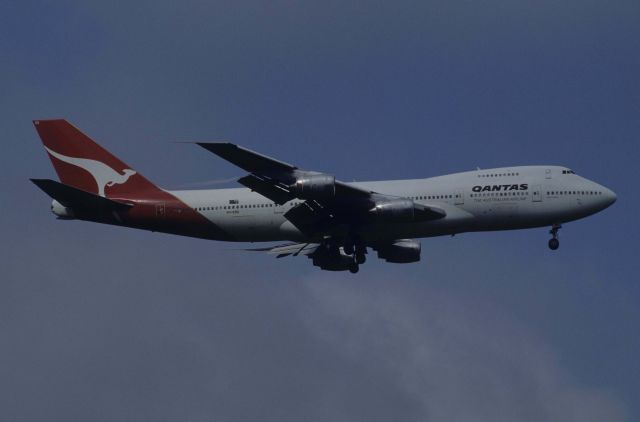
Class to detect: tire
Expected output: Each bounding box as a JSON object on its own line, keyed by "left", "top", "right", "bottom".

{"left": 548, "top": 238, "right": 559, "bottom": 250}
{"left": 355, "top": 253, "right": 366, "bottom": 265}
{"left": 344, "top": 244, "right": 354, "bottom": 255}
{"left": 348, "top": 263, "right": 359, "bottom": 274}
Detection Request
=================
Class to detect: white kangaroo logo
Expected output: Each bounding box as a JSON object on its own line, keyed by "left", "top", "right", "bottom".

{"left": 45, "top": 147, "right": 136, "bottom": 197}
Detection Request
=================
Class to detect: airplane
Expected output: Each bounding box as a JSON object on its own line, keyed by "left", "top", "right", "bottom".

{"left": 31, "top": 119, "right": 617, "bottom": 273}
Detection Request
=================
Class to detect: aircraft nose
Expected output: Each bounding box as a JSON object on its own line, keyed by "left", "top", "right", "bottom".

{"left": 604, "top": 187, "right": 617, "bottom": 206}
{"left": 596, "top": 184, "right": 617, "bottom": 208}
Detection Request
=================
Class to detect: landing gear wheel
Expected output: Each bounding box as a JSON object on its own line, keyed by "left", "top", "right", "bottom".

{"left": 348, "top": 263, "right": 359, "bottom": 274}
{"left": 355, "top": 253, "right": 366, "bottom": 265}
{"left": 344, "top": 243, "right": 354, "bottom": 255}
{"left": 548, "top": 224, "right": 561, "bottom": 251}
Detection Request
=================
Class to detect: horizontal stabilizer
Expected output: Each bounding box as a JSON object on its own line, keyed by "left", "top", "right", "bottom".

{"left": 31, "top": 179, "right": 133, "bottom": 211}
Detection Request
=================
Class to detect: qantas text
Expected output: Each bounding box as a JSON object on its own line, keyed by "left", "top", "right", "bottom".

{"left": 472, "top": 184, "right": 528, "bottom": 192}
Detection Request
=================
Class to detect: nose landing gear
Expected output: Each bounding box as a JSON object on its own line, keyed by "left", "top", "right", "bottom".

{"left": 548, "top": 224, "right": 561, "bottom": 250}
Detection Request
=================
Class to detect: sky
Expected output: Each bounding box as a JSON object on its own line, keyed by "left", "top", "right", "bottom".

{"left": 1, "top": 0, "right": 639, "bottom": 420}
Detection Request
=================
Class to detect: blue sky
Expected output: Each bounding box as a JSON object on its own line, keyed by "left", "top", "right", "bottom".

{"left": 1, "top": 1, "right": 639, "bottom": 420}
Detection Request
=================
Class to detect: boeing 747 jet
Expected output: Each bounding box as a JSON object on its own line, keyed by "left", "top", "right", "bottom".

{"left": 31, "top": 120, "right": 616, "bottom": 273}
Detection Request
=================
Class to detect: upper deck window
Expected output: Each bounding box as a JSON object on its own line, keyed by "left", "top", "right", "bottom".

{"left": 562, "top": 169, "right": 576, "bottom": 175}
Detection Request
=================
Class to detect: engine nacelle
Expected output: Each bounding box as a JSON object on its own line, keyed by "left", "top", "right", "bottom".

{"left": 376, "top": 239, "right": 421, "bottom": 263}
{"left": 51, "top": 200, "right": 75, "bottom": 219}
{"left": 369, "top": 199, "right": 415, "bottom": 222}
{"left": 290, "top": 173, "right": 336, "bottom": 200}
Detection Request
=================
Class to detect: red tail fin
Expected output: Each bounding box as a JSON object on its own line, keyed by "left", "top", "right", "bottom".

{"left": 33, "top": 119, "right": 159, "bottom": 198}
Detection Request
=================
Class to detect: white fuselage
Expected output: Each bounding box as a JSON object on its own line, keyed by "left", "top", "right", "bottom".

{"left": 169, "top": 165, "right": 616, "bottom": 242}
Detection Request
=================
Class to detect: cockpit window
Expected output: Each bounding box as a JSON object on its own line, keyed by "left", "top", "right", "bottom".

{"left": 562, "top": 169, "right": 576, "bottom": 174}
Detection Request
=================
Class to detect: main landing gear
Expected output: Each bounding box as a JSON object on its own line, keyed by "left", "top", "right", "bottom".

{"left": 347, "top": 247, "right": 367, "bottom": 273}
{"left": 548, "top": 224, "right": 561, "bottom": 250}
{"left": 348, "top": 262, "right": 359, "bottom": 274}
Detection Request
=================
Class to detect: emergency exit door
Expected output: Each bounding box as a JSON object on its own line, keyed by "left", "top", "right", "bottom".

{"left": 531, "top": 185, "right": 542, "bottom": 202}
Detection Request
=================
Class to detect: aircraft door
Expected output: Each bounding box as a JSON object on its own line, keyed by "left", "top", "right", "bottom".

{"left": 531, "top": 185, "right": 542, "bottom": 202}
{"left": 454, "top": 190, "right": 464, "bottom": 205}
{"left": 155, "top": 202, "right": 166, "bottom": 217}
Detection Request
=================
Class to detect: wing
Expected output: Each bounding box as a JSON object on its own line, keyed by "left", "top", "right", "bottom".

{"left": 197, "top": 142, "right": 375, "bottom": 204}
{"left": 197, "top": 143, "right": 297, "bottom": 174}
{"left": 197, "top": 142, "right": 446, "bottom": 236}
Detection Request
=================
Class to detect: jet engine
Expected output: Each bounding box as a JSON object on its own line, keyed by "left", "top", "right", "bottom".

{"left": 369, "top": 199, "right": 415, "bottom": 222}
{"left": 376, "top": 239, "right": 421, "bottom": 263}
{"left": 290, "top": 173, "right": 336, "bottom": 200}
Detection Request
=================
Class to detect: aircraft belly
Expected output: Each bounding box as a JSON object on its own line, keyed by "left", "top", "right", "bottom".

{"left": 215, "top": 212, "right": 285, "bottom": 242}
{"left": 470, "top": 198, "right": 582, "bottom": 231}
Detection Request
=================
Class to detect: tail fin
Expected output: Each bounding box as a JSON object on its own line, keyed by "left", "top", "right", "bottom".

{"left": 33, "top": 119, "right": 159, "bottom": 198}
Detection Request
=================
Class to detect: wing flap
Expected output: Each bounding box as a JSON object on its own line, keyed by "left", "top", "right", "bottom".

{"left": 237, "top": 174, "right": 295, "bottom": 205}
{"left": 245, "top": 242, "right": 320, "bottom": 258}
{"left": 283, "top": 200, "right": 334, "bottom": 235}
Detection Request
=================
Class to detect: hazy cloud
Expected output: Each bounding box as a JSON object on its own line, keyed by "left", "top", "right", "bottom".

{"left": 300, "top": 275, "right": 628, "bottom": 421}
